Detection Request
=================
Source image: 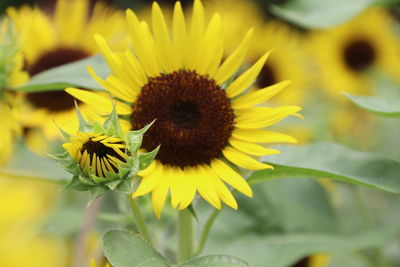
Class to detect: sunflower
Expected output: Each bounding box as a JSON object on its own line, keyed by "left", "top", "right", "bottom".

{"left": 6, "top": 0, "right": 127, "bottom": 142}
{"left": 68, "top": 0, "right": 301, "bottom": 218}
{"left": 309, "top": 7, "right": 400, "bottom": 98}
{"left": 0, "top": 21, "right": 28, "bottom": 166}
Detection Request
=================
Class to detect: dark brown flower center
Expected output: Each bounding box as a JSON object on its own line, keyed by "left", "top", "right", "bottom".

{"left": 81, "top": 138, "right": 126, "bottom": 173}
{"left": 343, "top": 39, "right": 376, "bottom": 72}
{"left": 131, "top": 70, "right": 235, "bottom": 168}
{"left": 26, "top": 47, "right": 90, "bottom": 112}
{"left": 257, "top": 63, "right": 276, "bottom": 88}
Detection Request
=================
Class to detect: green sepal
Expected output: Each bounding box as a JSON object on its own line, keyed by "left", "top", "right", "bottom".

{"left": 79, "top": 174, "right": 96, "bottom": 186}
{"left": 105, "top": 178, "right": 123, "bottom": 190}
{"left": 104, "top": 170, "right": 120, "bottom": 180}
{"left": 89, "top": 186, "right": 108, "bottom": 205}
{"left": 126, "top": 120, "right": 155, "bottom": 154}
{"left": 116, "top": 178, "right": 132, "bottom": 192}
{"left": 103, "top": 104, "right": 124, "bottom": 137}
{"left": 53, "top": 121, "right": 71, "bottom": 139}
{"left": 92, "top": 121, "right": 104, "bottom": 133}
{"left": 90, "top": 173, "right": 111, "bottom": 184}
{"left": 75, "top": 102, "right": 93, "bottom": 132}
{"left": 62, "top": 175, "right": 90, "bottom": 191}
{"left": 138, "top": 145, "right": 160, "bottom": 170}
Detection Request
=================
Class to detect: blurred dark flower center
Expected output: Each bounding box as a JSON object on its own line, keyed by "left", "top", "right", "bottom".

{"left": 27, "top": 47, "right": 90, "bottom": 112}
{"left": 257, "top": 63, "right": 276, "bottom": 88}
{"left": 26, "top": 90, "right": 77, "bottom": 112}
{"left": 343, "top": 39, "right": 376, "bottom": 72}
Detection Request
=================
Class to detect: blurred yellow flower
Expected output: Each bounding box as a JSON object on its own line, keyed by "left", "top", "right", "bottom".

{"left": 309, "top": 8, "right": 400, "bottom": 98}
{"left": 0, "top": 175, "right": 69, "bottom": 267}
{"left": 7, "top": 0, "right": 127, "bottom": 144}
{"left": 68, "top": 0, "right": 301, "bottom": 218}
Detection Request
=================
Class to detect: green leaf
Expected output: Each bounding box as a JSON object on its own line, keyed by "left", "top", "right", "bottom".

{"left": 0, "top": 142, "right": 70, "bottom": 183}
{"left": 207, "top": 224, "right": 400, "bottom": 267}
{"left": 179, "top": 255, "right": 248, "bottom": 267}
{"left": 240, "top": 179, "right": 337, "bottom": 234}
{"left": 344, "top": 93, "right": 400, "bottom": 117}
{"left": 248, "top": 143, "right": 400, "bottom": 193}
{"left": 270, "top": 0, "right": 378, "bottom": 29}
{"left": 103, "top": 230, "right": 170, "bottom": 267}
{"left": 12, "top": 55, "right": 109, "bottom": 92}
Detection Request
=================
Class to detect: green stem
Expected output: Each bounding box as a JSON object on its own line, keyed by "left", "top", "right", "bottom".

{"left": 195, "top": 209, "right": 221, "bottom": 256}
{"left": 126, "top": 195, "right": 153, "bottom": 245}
{"left": 178, "top": 209, "right": 194, "bottom": 263}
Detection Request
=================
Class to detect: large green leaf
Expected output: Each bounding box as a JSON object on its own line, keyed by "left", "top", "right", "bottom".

{"left": 13, "top": 55, "right": 109, "bottom": 92}
{"left": 344, "top": 93, "right": 400, "bottom": 117}
{"left": 207, "top": 223, "right": 400, "bottom": 267}
{"left": 179, "top": 255, "right": 248, "bottom": 267}
{"left": 0, "top": 142, "right": 70, "bottom": 183}
{"left": 270, "top": 0, "right": 378, "bottom": 29}
{"left": 248, "top": 143, "right": 400, "bottom": 193}
{"left": 103, "top": 230, "right": 170, "bottom": 267}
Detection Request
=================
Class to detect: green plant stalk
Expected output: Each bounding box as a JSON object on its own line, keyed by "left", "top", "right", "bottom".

{"left": 126, "top": 194, "right": 153, "bottom": 245}
{"left": 195, "top": 209, "right": 221, "bottom": 256}
{"left": 178, "top": 208, "right": 194, "bottom": 263}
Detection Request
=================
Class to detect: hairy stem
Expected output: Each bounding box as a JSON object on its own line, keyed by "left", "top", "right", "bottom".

{"left": 178, "top": 209, "right": 194, "bottom": 263}
{"left": 126, "top": 195, "right": 153, "bottom": 245}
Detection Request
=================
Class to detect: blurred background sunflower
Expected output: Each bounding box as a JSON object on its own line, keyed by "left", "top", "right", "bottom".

{"left": 7, "top": 0, "right": 128, "bottom": 152}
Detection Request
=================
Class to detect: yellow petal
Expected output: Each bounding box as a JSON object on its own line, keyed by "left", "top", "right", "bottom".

{"left": 87, "top": 67, "right": 138, "bottom": 103}
{"left": 210, "top": 159, "right": 253, "bottom": 197}
{"left": 196, "top": 13, "right": 222, "bottom": 75}
{"left": 169, "top": 167, "right": 183, "bottom": 208}
{"left": 229, "top": 138, "right": 281, "bottom": 156}
{"left": 206, "top": 166, "right": 238, "bottom": 209}
{"left": 177, "top": 170, "right": 197, "bottom": 210}
{"left": 195, "top": 165, "right": 221, "bottom": 209}
{"left": 65, "top": 88, "right": 132, "bottom": 115}
{"left": 184, "top": 0, "right": 204, "bottom": 69}
{"left": 151, "top": 165, "right": 170, "bottom": 218}
{"left": 126, "top": 9, "right": 159, "bottom": 76}
{"left": 152, "top": 2, "right": 173, "bottom": 72}
{"left": 235, "top": 106, "right": 302, "bottom": 129}
{"left": 172, "top": 1, "right": 186, "bottom": 70}
{"left": 232, "top": 81, "right": 291, "bottom": 109}
{"left": 213, "top": 29, "right": 253, "bottom": 84}
{"left": 226, "top": 51, "right": 272, "bottom": 98}
{"left": 223, "top": 147, "right": 273, "bottom": 170}
{"left": 232, "top": 129, "right": 298, "bottom": 144}
{"left": 133, "top": 162, "right": 163, "bottom": 197}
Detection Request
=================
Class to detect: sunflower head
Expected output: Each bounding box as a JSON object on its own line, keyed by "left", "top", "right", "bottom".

{"left": 68, "top": 0, "right": 302, "bottom": 217}
{"left": 53, "top": 106, "right": 158, "bottom": 202}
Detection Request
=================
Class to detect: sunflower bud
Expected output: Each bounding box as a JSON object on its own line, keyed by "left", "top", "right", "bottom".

{"left": 51, "top": 105, "right": 158, "bottom": 203}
